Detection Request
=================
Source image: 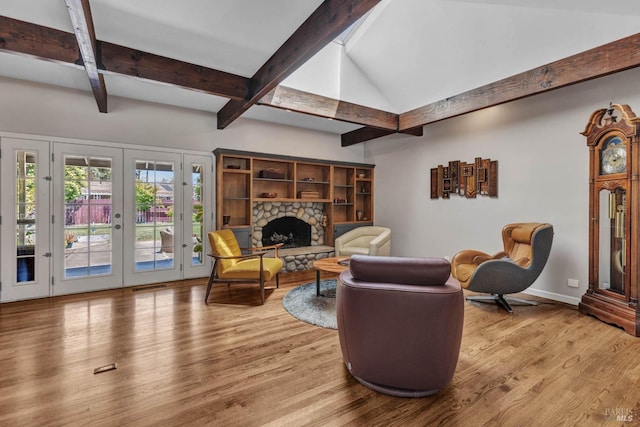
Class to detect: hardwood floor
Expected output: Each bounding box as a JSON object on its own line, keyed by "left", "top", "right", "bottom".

{"left": 1, "top": 274, "right": 639, "bottom": 426}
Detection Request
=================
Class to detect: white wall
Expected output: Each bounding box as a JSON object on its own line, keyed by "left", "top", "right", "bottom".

{"left": 282, "top": 42, "right": 342, "bottom": 100}
{"left": 282, "top": 42, "right": 396, "bottom": 112}
{"left": 365, "top": 67, "right": 640, "bottom": 305}
{"left": 0, "top": 76, "right": 364, "bottom": 163}
{"left": 5, "top": 67, "right": 640, "bottom": 306}
{"left": 345, "top": 0, "right": 640, "bottom": 112}
{"left": 0, "top": 76, "right": 365, "bottom": 289}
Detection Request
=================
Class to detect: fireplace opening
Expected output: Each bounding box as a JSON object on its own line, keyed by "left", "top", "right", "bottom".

{"left": 262, "top": 217, "right": 311, "bottom": 248}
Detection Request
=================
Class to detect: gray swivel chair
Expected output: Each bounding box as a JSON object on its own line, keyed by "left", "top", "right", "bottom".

{"left": 451, "top": 223, "right": 553, "bottom": 313}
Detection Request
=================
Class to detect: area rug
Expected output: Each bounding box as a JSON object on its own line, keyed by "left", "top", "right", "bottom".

{"left": 282, "top": 280, "right": 337, "bottom": 329}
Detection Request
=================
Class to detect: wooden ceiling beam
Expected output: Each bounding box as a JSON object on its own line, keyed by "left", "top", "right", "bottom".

{"left": 0, "top": 15, "right": 250, "bottom": 101}
{"left": 3, "top": 15, "right": 638, "bottom": 141}
{"left": 216, "top": 0, "right": 382, "bottom": 129}
{"left": 0, "top": 16, "right": 80, "bottom": 64}
{"left": 341, "top": 125, "right": 423, "bottom": 146}
{"left": 99, "top": 42, "right": 249, "bottom": 100}
{"left": 342, "top": 127, "right": 394, "bottom": 146}
{"left": 400, "top": 32, "right": 640, "bottom": 131}
{"left": 64, "top": 0, "right": 107, "bottom": 112}
{"left": 259, "top": 85, "right": 398, "bottom": 130}
{"left": 343, "top": 32, "right": 640, "bottom": 144}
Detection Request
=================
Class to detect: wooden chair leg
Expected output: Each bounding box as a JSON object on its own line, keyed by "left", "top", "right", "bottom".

{"left": 276, "top": 273, "right": 280, "bottom": 288}
{"left": 259, "top": 258, "right": 265, "bottom": 305}
{"left": 204, "top": 273, "right": 215, "bottom": 303}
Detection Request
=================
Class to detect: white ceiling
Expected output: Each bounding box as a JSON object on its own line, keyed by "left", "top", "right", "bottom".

{"left": 0, "top": 0, "right": 639, "bottom": 134}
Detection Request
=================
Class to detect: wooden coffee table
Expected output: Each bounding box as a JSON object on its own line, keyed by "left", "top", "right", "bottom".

{"left": 312, "top": 256, "right": 350, "bottom": 297}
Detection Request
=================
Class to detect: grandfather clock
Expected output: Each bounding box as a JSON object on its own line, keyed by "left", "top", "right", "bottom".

{"left": 579, "top": 104, "right": 640, "bottom": 336}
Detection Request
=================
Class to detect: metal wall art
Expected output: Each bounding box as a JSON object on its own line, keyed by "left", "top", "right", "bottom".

{"left": 430, "top": 157, "right": 498, "bottom": 199}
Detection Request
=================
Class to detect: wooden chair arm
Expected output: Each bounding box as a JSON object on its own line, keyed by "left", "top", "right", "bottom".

{"left": 242, "top": 243, "right": 283, "bottom": 257}
{"left": 208, "top": 252, "right": 266, "bottom": 261}
{"left": 260, "top": 243, "right": 283, "bottom": 257}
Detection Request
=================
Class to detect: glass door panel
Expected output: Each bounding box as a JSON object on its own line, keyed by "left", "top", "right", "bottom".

{"left": 53, "top": 144, "right": 123, "bottom": 295}
{"left": 183, "top": 154, "right": 212, "bottom": 279}
{"left": 133, "top": 160, "right": 175, "bottom": 270}
{"left": 190, "top": 163, "right": 203, "bottom": 267}
{"left": 16, "top": 153, "right": 37, "bottom": 282}
{"left": 124, "top": 151, "right": 182, "bottom": 285}
{"left": 1, "top": 138, "right": 50, "bottom": 302}
{"left": 63, "top": 155, "right": 115, "bottom": 277}
{"left": 598, "top": 187, "right": 626, "bottom": 294}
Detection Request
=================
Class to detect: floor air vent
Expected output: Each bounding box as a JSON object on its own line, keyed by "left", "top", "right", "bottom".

{"left": 132, "top": 284, "right": 167, "bottom": 292}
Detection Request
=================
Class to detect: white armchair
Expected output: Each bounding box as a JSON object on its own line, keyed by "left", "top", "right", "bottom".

{"left": 334, "top": 226, "right": 391, "bottom": 257}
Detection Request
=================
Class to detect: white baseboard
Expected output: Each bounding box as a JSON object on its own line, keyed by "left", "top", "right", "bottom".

{"left": 522, "top": 288, "right": 581, "bottom": 306}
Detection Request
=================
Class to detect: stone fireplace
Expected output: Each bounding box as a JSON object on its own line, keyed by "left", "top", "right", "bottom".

{"left": 252, "top": 201, "right": 325, "bottom": 247}
{"left": 252, "top": 202, "right": 333, "bottom": 272}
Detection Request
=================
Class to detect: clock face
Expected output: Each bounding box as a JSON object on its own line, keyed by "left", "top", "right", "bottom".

{"left": 601, "top": 137, "right": 627, "bottom": 175}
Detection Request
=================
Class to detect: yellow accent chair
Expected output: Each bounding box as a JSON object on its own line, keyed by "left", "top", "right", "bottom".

{"left": 205, "top": 229, "right": 284, "bottom": 305}
{"left": 451, "top": 223, "right": 553, "bottom": 313}
{"left": 334, "top": 226, "right": 391, "bottom": 257}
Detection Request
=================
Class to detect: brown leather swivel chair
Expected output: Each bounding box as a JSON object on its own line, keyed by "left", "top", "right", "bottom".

{"left": 337, "top": 255, "right": 464, "bottom": 397}
{"left": 451, "top": 223, "right": 554, "bottom": 313}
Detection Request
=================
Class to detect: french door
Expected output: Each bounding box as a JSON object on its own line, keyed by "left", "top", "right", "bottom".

{"left": 123, "top": 150, "right": 183, "bottom": 286}
{"left": 1, "top": 139, "right": 212, "bottom": 301}
{"left": 0, "top": 138, "right": 51, "bottom": 302}
{"left": 53, "top": 144, "right": 124, "bottom": 295}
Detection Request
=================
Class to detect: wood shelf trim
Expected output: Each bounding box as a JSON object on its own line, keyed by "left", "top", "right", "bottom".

{"left": 253, "top": 178, "right": 294, "bottom": 183}
{"left": 333, "top": 221, "right": 373, "bottom": 225}
{"left": 214, "top": 148, "right": 375, "bottom": 169}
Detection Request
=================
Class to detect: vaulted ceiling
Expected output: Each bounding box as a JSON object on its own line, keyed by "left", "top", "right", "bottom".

{"left": 1, "top": 0, "right": 639, "bottom": 145}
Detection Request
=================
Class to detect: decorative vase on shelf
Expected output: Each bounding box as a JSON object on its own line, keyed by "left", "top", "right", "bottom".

{"left": 356, "top": 210, "right": 363, "bottom": 221}
{"left": 223, "top": 215, "right": 231, "bottom": 227}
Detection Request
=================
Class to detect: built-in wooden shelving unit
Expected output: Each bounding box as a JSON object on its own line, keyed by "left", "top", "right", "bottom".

{"left": 214, "top": 149, "right": 375, "bottom": 245}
